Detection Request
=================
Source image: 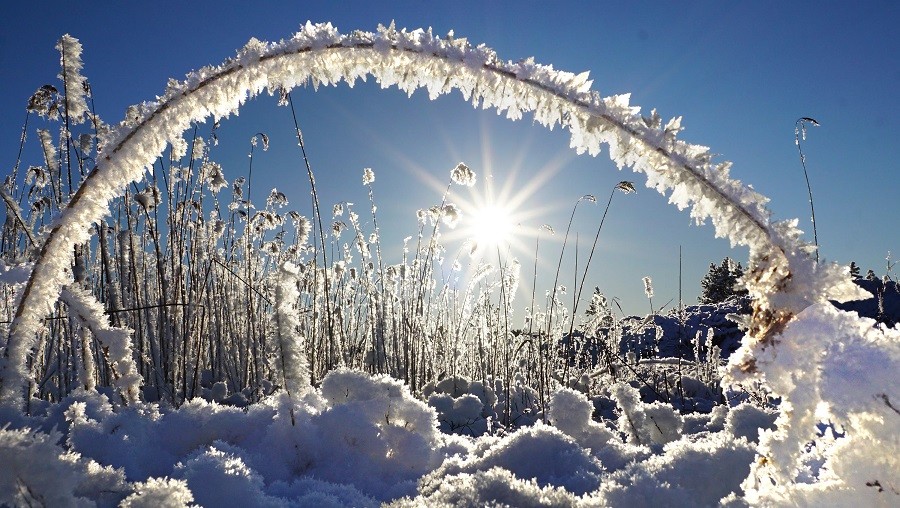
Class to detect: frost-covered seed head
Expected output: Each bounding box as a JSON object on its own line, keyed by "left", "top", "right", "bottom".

{"left": 267, "top": 189, "right": 288, "bottom": 208}
{"left": 200, "top": 161, "right": 227, "bottom": 193}
{"left": 27, "top": 84, "right": 59, "bottom": 119}
{"left": 362, "top": 167, "right": 375, "bottom": 185}
{"left": 251, "top": 132, "right": 269, "bottom": 150}
{"left": 450, "top": 162, "right": 476, "bottom": 186}
{"left": 615, "top": 181, "right": 637, "bottom": 194}
{"left": 643, "top": 276, "right": 654, "bottom": 299}
{"left": 191, "top": 137, "right": 206, "bottom": 161}
{"left": 332, "top": 221, "right": 346, "bottom": 238}
{"left": 441, "top": 203, "right": 461, "bottom": 228}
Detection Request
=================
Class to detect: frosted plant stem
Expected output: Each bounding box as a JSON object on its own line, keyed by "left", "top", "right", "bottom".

{"left": 795, "top": 117, "right": 819, "bottom": 263}
{"left": 570, "top": 182, "right": 633, "bottom": 338}
{"left": 287, "top": 93, "right": 336, "bottom": 357}
{"left": 0, "top": 188, "right": 37, "bottom": 248}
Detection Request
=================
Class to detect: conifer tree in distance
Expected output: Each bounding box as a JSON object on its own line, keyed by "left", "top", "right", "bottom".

{"left": 699, "top": 257, "right": 748, "bottom": 304}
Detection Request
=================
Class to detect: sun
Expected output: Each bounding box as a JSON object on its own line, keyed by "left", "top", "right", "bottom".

{"left": 469, "top": 204, "right": 515, "bottom": 252}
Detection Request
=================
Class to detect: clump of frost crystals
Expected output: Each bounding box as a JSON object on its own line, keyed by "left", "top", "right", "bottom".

{"left": 738, "top": 303, "right": 900, "bottom": 505}
{"left": 120, "top": 477, "right": 194, "bottom": 508}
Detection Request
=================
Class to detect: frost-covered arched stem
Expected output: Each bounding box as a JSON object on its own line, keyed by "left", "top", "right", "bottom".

{"left": 1, "top": 22, "right": 863, "bottom": 408}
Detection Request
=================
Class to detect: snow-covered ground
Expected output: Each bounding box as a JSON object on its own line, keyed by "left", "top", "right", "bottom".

{"left": 4, "top": 287, "right": 898, "bottom": 506}
{"left": 2, "top": 367, "right": 778, "bottom": 507}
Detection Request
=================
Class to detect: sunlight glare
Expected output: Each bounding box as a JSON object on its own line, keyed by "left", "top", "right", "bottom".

{"left": 469, "top": 204, "right": 514, "bottom": 251}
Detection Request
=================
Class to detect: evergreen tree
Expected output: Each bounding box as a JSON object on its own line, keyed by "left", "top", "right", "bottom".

{"left": 585, "top": 286, "right": 604, "bottom": 317}
{"left": 699, "top": 257, "right": 748, "bottom": 304}
{"left": 849, "top": 261, "right": 861, "bottom": 279}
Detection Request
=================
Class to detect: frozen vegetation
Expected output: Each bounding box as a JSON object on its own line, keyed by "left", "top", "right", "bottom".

{"left": 0, "top": 23, "right": 897, "bottom": 506}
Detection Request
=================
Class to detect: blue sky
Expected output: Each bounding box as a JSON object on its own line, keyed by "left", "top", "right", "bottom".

{"left": 1, "top": 1, "right": 898, "bottom": 317}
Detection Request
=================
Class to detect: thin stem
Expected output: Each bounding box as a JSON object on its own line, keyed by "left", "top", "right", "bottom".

{"left": 571, "top": 186, "right": 618, "bottom": 334}
{"left": 795, "top": 117, "right": 820, "bottom": 263}
{"left": 287, "top": 93, "right": 336, "bottom": 352}
{"left": 546, "top": 195, "right": 591, "bottom": 346}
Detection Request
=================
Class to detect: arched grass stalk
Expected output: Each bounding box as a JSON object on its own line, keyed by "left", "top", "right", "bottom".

{"left": 795, "top": 117, "right": 820, "bottom": 263}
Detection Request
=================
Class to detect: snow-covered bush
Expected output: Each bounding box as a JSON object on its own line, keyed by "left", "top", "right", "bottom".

{"left": 600, "top": 432, "right": 756, "bottom": 506}
{"left": 424, "top": 375, "right": 497, "bottom": 436}
{"left": 614, "top": 382, "right": 683, "bottom": 446}
{"left": 421, "top": 424, "right": 605, "bottom": 497}
{"left": 548, "top": 387, "right": 616, "bottom": 452}
{"left": 393, "top": 467, "right": 583, "bottom": 508}
{"left": 0, "top": 425, "right": 128, "bottom": 507}
{"left": 120, "top": 477, "right": 195, "bottom": 508}
{"left": 733, "top": 304, "right": 900, "bottom": 504}
{"left": 314, "top": 368, "right": 444, "bottom": 495}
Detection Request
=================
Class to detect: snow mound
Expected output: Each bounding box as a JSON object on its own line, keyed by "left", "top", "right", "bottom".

{"left": 420, "top": 424, "right": 605, "bottom": 496}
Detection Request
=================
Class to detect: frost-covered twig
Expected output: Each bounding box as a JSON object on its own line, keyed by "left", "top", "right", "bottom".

{"left": 58, "top": 286, "right": 141, "bottom": 405}
{"left": 274, "top": 262, "right": 310, "bottom": 407}
{"left": 0, "top": 187, "right": 37, "bottom": 249}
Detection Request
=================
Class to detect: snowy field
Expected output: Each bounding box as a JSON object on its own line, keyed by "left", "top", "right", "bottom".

{"left": 1, "top": 367, "right": 776, "bottom": 506}
{"left": 1, "top": 23, "right": 898, "bottom": 507}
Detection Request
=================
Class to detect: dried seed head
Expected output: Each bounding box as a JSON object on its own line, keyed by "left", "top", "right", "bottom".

{"left": 615, "top": 181, "right": 636, "bottom": 194}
